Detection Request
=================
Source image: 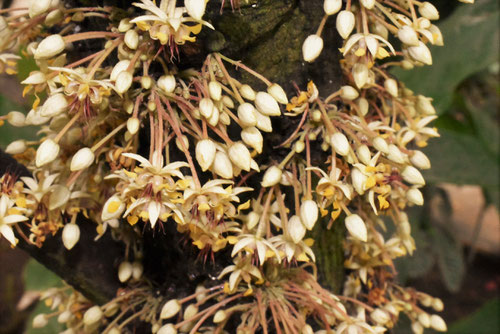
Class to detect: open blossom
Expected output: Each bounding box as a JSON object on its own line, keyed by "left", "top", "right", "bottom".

{"left": 0, "top": 195, "right": 28, "bottom": 246}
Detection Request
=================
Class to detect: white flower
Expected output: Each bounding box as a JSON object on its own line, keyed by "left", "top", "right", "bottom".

{"left": 0, "top": 195, "right": 27, "bottom": 246}
{"left": 185, "top": 0, "right": 206, "bottom": 20}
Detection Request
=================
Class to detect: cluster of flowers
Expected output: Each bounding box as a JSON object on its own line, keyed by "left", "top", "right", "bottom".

{"left": 0, "top": 0, "right": 473, "bottom": 333}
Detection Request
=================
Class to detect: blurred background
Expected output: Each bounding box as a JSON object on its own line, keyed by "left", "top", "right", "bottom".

{"left": 0, "top": 0, "right": 498, "bottom": 333}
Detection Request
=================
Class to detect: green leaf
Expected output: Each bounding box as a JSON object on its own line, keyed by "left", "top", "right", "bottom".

{"left": 449, "top": 299, "right": 500, "bottom": 334}
{"left": 393, "top": 0, "right": 499, "bottom": 113}
{"left": 432, "top": 228, "right": 465, "bottom": 293}
{"left": 23, "top": 259, "right": 63, "bottom": 291}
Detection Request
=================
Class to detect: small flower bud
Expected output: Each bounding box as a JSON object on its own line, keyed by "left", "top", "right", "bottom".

{"left": 57, "top": 310, "right": 72, "bottom": 323}
{"left": 300, "top": 200, "right": 318, "bottom": 230}
{"left": 373, "top": 137, "right": 389, "bottom": 154}
{"left": 6, "top": 140, "right": 27, "bottom": 154}
{"left": 410, "top": 150, "right": 431, "bottom": 169}
{"left": 141, "top": 76, "right": 152, "bottom": 89}
{"left": 110, "top": 60, "right": 130, "bottom": 81}
{"left": 213, "top": 310, "right": 227, "bottom": 323}
{"left": 345, "top": 214, "right": 368, "bottom": 242}
{"left": 412, "top": 321, "right": 424, "bottom": 334}
{"left": 324, "top": 0, "right": 342, "bottom": 15}
{"left": 124, "top": 29, "right": 138, "bottom": 50}
{"left": 246, "top": 211, "right": 260, "bottom": 229}
{"left": 83, "top": 306, "right": 103, "bottom": 326}
{"left": 36, "top": 138, "right": 60, "bottom": 167}
{"left": 157, "top": 75, "right": 176, "bottom": 94}
{"left": 352, "top": 63, "right": 369, "bottom": 89}
{"left": 161, "top": 300, "right": 181, "bottom": 319}
{"left": 401, "top": 166, "right": 425, "bottom": 186}
{"left": 62, "top": 223, "right": 80, "bottom": 250}
{"left": 33, "top": 314, "right": 48, "bottom": 328}
{"left": 267, "top": 83, "right": 288, "bottom": 104}
{"left": 294, "top": 140, "right": 305, "bottom": 153}
{"left": 29, "top": 0, "right": 52, "bottom": 18}
{"left": 241, "top": 126, "right": 263, "bottom": 153}
{"left": 419, "top": 2, "right": 439, "bottom": 20}
{"left": 407, "top": 188, "right": 424, "bottom": 205}
{"left": 207, "top": 104, "right": 219, "bottom": 126}
{"left": 158, "top": 324, "right": 177, "bottom": 334}
{"left": 288, "top": 215, "right": 306, "bottom": 243}
{"left": 199, "top": 98, "right": 214, "bottom": 119}
{"left": 208, "top": 81, "right": 222, "bottom": 101}
{"left": 416, "top": 95, "right": 436, "bottom": 115}
{"left": 302, "top": 34, "right": 324, "bottom": 62}
{"left": 331, "top": 132, "right": 350, "bottom": 156}
{"left": 418, "top": 312, "right": 431, "bottom": 328}
{"left": 185, "top": 0, "right": 206, "bottom": 20}
{"left": 432, "top": 298, "right": 444, "bottom": 311}
{"left": 41, "top": 93, "right": 68, "bottom": 117}
{"left": 255, "top": 111, "right": 273, "bottom": 132}
{"left": 357, "top": 97, "right": 369, "bottom": 116}
{"left": 428, "top": 24, "right": 444, "bottom": 46}
{"left": 340, "top": 85, "right": 359, "bottom": 100}
{"left": 184, "top": 304, "right": 198, "bottom": 320}
{"left": 132, "top": 261, "right": 143, "bottom": 280}
{"left": 408, "top": 41, "right": 433, "bottom": 65}
{"left": 34, "top": 34, "right": 65, "bottom": 59}
{"left": 213, "top": 151, "right": 233, "bottom": 179}
{"left": 7, "top": 111, "right": 26, "bottom": 127}
{"left": 351, "top": 168, "right": 367, "bottom": 195}
{"left": 127, "top": 117, "right": 140, "bottom": 135}
{"left": 384, "top": 78, "right": 398, "bottom": 97}
{"left": 398, "top": 25, "right": 419, "bottom": 46}
{"left": 115, "top": 71, "right": 133, "bottom": 94}
{"left": 195, "top": 139, "right": 216, "bottom": 171}
{"left": 357, "top": 144, "right": 371, "bottom": 165}
{"left": 371, "top": 309, "right": 390, "bottom": 325}
{"left": 70, "top": 147, "right": 94, "bottom": 171}
{"left": 255, "top": 92, "right": 281, "bottom": 116}
{"left": 360, "top": 0, "right": 375, "bottom": 9}
{"left": 222, "top": 95, "right": 234, "bottom": 108}
{"left": 228, "top": 142, "right": 251, "bottom": 171}
{"left": 118, "top": 261, "right": 133, "bottom": 282}
{"left": 430, "top": 315, "right": 447, "bottom": 332}
{"left": 336, "top": 10, "right": 355, "bottom": 39}
{"left": 261, "top": 166, "right": 282, "bottom": 187}
{"left": 240, "top": 84, "right": 256, "bottom": 101}
{"left": 237, "top": 103, "right": 257, "bottom": 127}
{"left": 118, "top": 18, "right": 133, "bottom": 32}
{"left": 195, "top": 285, "right": 207, "bottom": 303}
{"left": 387, "top": 144, "right": 407, "bottom": 164}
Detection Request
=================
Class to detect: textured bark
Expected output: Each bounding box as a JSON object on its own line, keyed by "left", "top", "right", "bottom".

{"left": 1, "top": 0, "right": 346, "bottom": 306}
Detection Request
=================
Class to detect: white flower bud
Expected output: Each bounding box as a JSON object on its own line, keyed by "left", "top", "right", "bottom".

{"left": 387, "top": 144, "right": 407, "bottom": 164}
{"left": 108, "top": 328, "right": 121, "bottom": 334}
{"left": 41, "top": 93, "right": 68, "bottom": 117}
{"left": 184, "top": 304, "right": 198, "bottom": 320}
{"left": 127, "top": 117, "right": 140, "bottom": 135}
{"left": 199, "top": 98, "right": 214, "bottom": 118}
{"left": 331, "top": 132, "right": 350, "bottom": 156}
{"left": 352, "top": 63, "right": 369, "bottom": 89}
{"left": 241, "top": 126, "right": 263, "bottom": 153}
{"left": 324, "top": 0, "right": 342, "bottom": 15}
{"left": 195, "top": 285, "right": 207, "bottom": 303}
{"left": 45, "top": 8, "right": 63, "bottom": 26}
{"left": 118, "top": 18, "right": 133, "bottom": 32}
{"left": 345, "top": 214, "right": 368, "bottom": 242}
{"left": 62, "top": 223, "right": 80, "bottom": 250}
{"left": 300, "top": 200, "right": 318, "bottom": 230}
{"left": 21, "top": 71, "right": 46, "bottom": 85}
{"left": 34, "top": 34, "right": 65, "bottom": 59}
{"left": 124, "top": 29, "right": 139, "bottom": 50}
{"left": 428, "top": 24, "right": 444, "bottom": 46}
{"left": 340, "top": 85, "right": 359, "bottom": 100}
{"left": 401, "top": 166, "right": 425, "bottom": 186}
{"left": 371, "top": 309, "right": 390, "bottom": 325}
{"left": 410, "top": 150, "right": 431, "bottom": 169}
{"left": 213, "top": 310, "right": 227, "bottom": 323}
{"left": 240, "top": 84, "right": 256, "bottom": 101}
{"left": 29, "top": 0, "right": 52, "bottom": 18}
{"left": 432, "top": 298, "right": 444, "bottom": 311}
{"left": 156, "top": 75, "right": 176, "bottom": 94}
{"left": 70, "top": 147, "right": 94, "bottom": 171}
{"left": 418, "top": 313, "right": 431, "bottom": 328}
{"left": 195, "top": 139, "right": 216, "bottom": 171}
{"left": 407, "top": 188, "right": 424, "bottom": 205}
{"left": 267, "top": 83, "right": 288, "bottom": 104}
{"left": 357, "top": 97, "right": 369, "bottom": 116}
{"left": 417, "top": 95, "right": 436, "bottom": 115}
{"left": 237, "top": 103, "right": 257, "bottom": 127}
{"left": 102, "top": 195, "right": 126, "bottom": 221}
{"left": 58, "top": 310, "right": 72, "bottom": 323}
{"left": 384, "top": 78, "right": 398, "bottom": 97}
{"left": 373, "top": 137, "right": 389, "bottom": 154}
{"left": 222, "top": 95, "right": 234, "bottom": 108}
{"left": 207, "top": 105, "right": 219, "bottom": 126}
{"left": 255, "top": 111, "right": 273, "bottom": 132}
{"left": 302, "top": 34, "right": 324, "bottom": 62}
{"left": 36, "top": 138, "right": 60, "bottom": 167}
{"left": 185, "top": 0, "right": 206, "bottom": 20}
{"left": 294, "top": 140, "right": 305, "bottom": 153}
{"left": 208, "top": 81, "right": 222, "bottom": 101}
{"left": 357, "top": 144, "right": 371, "bottom": 165}
{"left": 288, "top": 215, "right": 306, "bottom": 243}
{"left": 83, "top": 306, "right": 103, "bottom": 326}
{"left": 158, "top": 324, "right": 177, "bottom": 334}
{"left": 255, "top": 92, "right": 281, "bottom": 116}
{"left": 118, "top": 261, "right": 133, "bottom": 282}
{"left": 412, "top": 321, "right": 424, "bottom": 334}
{"left": 430, "top": 315, "right": 447, "bottom": 331}
{"left": 7, "top": 111, "right": 26, "bottom": 127}
{"left": 161, "top": 300, "right": 181, "bottom": 319}
{"left": 336, "top": 10, "right": 355, "bottom": 39}
{"left": 132, "top": 261, "right": 143, "bottom": 280}
{"left": 398, "top": 25, "right": 419, "bottom": 46}
{"left": 6, "top": 140, "right": 27, "bottom": 154}
{"left": 33, "top": 314, "right": 48, "bottom": 328}
{"left": 110, "top": 60, "right": 130, "bottom": 81}
{"left": 351, "top": 167, "right": 367, "bottom": 195}
{"left": 408, "top": 41, "right": 433, "bottom": 65}
{"left": 213, "top": 151, "right": 233, "bottom": 179}
{"left": 419, "top": 2, "right": 439, "bottom": 20}
{"left": 228, "top": 142, "right": 251, "bottom": 171}
{"left": 360, "top": 0, "right": 375, "bottom": 9}
{"left": 261, "top": 166, "right": 282, "bottom": 187}
{"left": 115, "top": 71, "right": 133, "bottom": 94}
